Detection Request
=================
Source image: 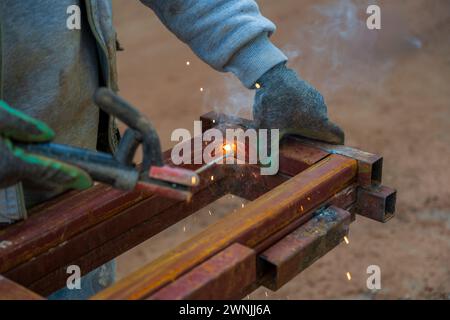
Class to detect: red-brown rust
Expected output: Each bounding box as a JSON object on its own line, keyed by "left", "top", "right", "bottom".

{"left": 146, "top": 188, "right": 357, "bottom": 300}
{"left": 0, "top": 111, "right": 395, "bottom": 300}
{"left": 5, "top": 164, "right": 231, "bottom": 295}
{"left": 1, "top": 133, "right": 330, "bottom": 294}
{"left": 201, "top": 112, "right": 383, "bottom": 187}
{"left": 200, "top": 112, "right": 330, "bottom": 177}
{"left": 0, "top": 275, "right": 43, "bottom": 300}
{"left": 356, "top": 185, "right": 396, "bottom": 222}
{"left": 149, "top": 243, "right": 256, "bottom": 300}
{"left": 253, "top": 184, "right": 357, "bottom": 254}
{"left": 92, "top": 154, "right": 357, "bottom": 300}
{"left": 0, "top": 185, "right": 145, "bottom": 274}
{"left": 0, "top": 147, "right": 181, "bottom": 274}
{"left": 260, "top": 206, "right": 352, "bottom": 290}
{"left": 291, "top": 136, "right": 383, "bottom": 187}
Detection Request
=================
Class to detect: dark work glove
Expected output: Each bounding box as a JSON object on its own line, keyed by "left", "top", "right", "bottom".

{"left": 0, "top": 100, "right": 92, "bottom": 190}
{"left": 253, "top": 63, "right": 345, "bottom": 144}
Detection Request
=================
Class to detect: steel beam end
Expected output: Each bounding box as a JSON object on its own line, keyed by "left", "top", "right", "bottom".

{"left": 259, "top": 206, "right": 352, "bottom": 291}
{"left": 356, "top": 185, "right": 396, "bottom": 223}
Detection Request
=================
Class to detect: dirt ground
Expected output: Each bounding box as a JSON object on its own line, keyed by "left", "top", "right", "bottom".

{"left": 111, "top": 0, "right": 450, "bottom": 299}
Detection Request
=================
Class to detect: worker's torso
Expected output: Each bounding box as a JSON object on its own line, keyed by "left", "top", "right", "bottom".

{"left": 0, "top": 0, "right": 118, "bottom": 213}
{"left": 1, "top": 0, "right": 100, "bottom": 148}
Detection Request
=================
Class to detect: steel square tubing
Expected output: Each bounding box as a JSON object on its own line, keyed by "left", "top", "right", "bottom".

{"left": 4, "top": 163, "right": 230, "bottom": 295}
{"left": 1, "top": 133, "right": 328, "bottom": 293}
{"left": 93, "top": 154, "right": 357, "bottom": 299}
{"left": 150, "top": 243, "right": 256, "bottom": 300}
{"left": 201, "top": 111, "right": 383, "bottom": 187}
{"left": 356, "top": 185, "right": 396, "bottom": 222}
{"left": 147, "top": 205, "right": 355, "bottom": 300}
{"left": 0, "top": 275, "right": 43, "bottom": 300}
{"left": 260, "top": 206, "right": 352, "bottom": 290}
{"left": 0, "top": 148, "right": 184, "bottom": 274}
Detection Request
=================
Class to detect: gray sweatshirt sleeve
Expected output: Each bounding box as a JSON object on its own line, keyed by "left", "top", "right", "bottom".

{"left": 140, "top": 0, "right": 288, "bottom": 88}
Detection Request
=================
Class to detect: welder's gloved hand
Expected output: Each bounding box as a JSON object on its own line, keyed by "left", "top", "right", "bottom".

{"left": 0, "top": 101, "right": 92, "bottom": 190}
{"left": 253, "top": 63, "right": 345, "bottom": 144}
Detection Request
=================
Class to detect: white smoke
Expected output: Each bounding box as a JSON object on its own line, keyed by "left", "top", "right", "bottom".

{"left": 203, "top": 0, "right": 425, "bottom": 113}
{"left": 284, "top": 0, "right": 423, "bottom": 95}
{"left": 203, "top": 73, "right": 254, "bottom": 118}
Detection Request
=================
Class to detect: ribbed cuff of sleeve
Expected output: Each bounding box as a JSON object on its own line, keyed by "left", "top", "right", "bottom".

{"left": 224, "top": 34, "right": 288, "bottom": 88}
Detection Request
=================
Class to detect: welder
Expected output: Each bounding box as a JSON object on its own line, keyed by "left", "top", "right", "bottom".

{"left": 0, "top": 0, "right": 344, "bottom": 299}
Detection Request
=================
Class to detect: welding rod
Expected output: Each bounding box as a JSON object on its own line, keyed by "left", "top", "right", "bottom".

{"left": 195, "top": 154, "right": 233, "bottom": 174}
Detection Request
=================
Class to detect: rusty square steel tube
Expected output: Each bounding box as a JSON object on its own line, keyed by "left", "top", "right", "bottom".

{"left": 93, "top": 154, "right": 357, "bottom": 300}
{"left": 0, "top": 112, "right": 396, "bottom": 300}
{"left": 200, "top": 111, "right": 384, "bottom": 187}
{"left": 0, "top": 276, "right": 43, "bottom": 300}
{"left": 356, "top": 185, "right": 396, "bottom": 222}
{"left": 259, "top": 206, "right": 352, "bottom": 290}
{"left": 149, "top": 243, "right": 256, "bottom": 300}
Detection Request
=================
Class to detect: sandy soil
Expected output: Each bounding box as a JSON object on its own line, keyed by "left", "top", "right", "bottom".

{"left": 111, "top": 0, "right": 450, "bottom": 299}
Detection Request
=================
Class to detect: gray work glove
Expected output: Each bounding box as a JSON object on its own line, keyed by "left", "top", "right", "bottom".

{"left": 253, "top": 63, "right": 345, "bottom": 144}
{"left": 0, "top": 100, "right": 92, "bottom": 190}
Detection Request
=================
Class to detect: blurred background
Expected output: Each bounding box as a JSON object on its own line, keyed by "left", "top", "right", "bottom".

{"left": 111, "top": 0, "right": 450, "bottom": 299}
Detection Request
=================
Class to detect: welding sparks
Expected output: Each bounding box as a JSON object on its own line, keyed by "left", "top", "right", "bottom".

{"left": 344, "top": 236, "right": 349, "bottom": 244}
{"left": 186, "top": 61, "right": 190, "bottom": 66}
{"left": 223, "top": 143, "right": 232, "bottom": 153}
{"left": 210, "top": 175, "right": 214, "bottom": 181}
{"left": 346, "top": 272, "right": 352, "bottom": 281}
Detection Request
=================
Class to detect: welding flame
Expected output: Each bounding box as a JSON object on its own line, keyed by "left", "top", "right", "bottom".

{"left": 223, "top": 144, "right": 233, "bottom": 153}
{"left": 223, "top": 142, "right": 237, "bottom": 153}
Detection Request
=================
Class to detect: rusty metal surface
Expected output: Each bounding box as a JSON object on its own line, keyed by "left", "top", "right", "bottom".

{"left": 150, "top": 243, "right": 256, "bottom": 300}
{"left": 292, "top": 137, "right": 383, "bottom": 187}
{"left": 278, "top": 140, "right": 330, "bottom": 176}
{"left": 5, "top": 164, "right": 231, "bottom": 296}
{"left": 147, "top": 191, "right": 358, "bottom": 301}
{"left": 260, "top": 206, "right": 352, "bottom": 290}
{"left": 201, "top": 112, "right": 330, "bottom": 178}
{"left": 0, "top": 185, "right": 145, "bottom": 274}
{"left": 2, "top": 135, "right": 329, "bottom": 294}
{"left": 356, "top": 185, "right": 396, "bottom": 222}
{"left": 148, "top": 205, "right": 355, "bottom": 300}
{"left": 0, "top": 275, "right": 43, "bottom": 300}
{"left": 92, "top": 154, "right": 357, "bottom": 300}
{"left": 0, "top": 111, "right": 396, "bottom": 300}
{"left": 253, "top": 184, "right": 357, "bottom": 254}
{"left": 201, "top": 112, "right": 383, "bottom": 187}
